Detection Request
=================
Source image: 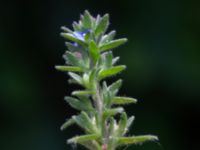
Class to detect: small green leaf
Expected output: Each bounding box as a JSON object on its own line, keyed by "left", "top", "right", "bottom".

{"left": 82, "top": 73, "right": 90, "bottom": 88}
{"left": 112, "top": 97, "right": 137, "bottom": 105}
{"left": 89, "top": 40, "right": 100, "bottom": 64}
{"left": 68, "top": 72, "right": 83, "bottom": 85}
{"left": 72, "top": 114, "right": 90, "bottom": 133}
{"left": 55, "top": 66, "right": 82, "bottom": 72}
{"left": 99, "top": 30, "right": 116, "bottom": 45}
{"left": 64, "top": 96, "right": 92, "bottom": 111}
{"left": 72, "top": 90, "right": 94, "bottom": 96}
{"left": 117, "top": 135, "right": 158, "bottom": 145}
{"left": 95, "top": 14, "right": 109, "bottom": 37}
{"left": 65, "top": 42, "right": 81, "bottom": 51}
{"left": 108, "top": 79, "right": 122, "bottom": 96}
{"left": 126, "top": 116, "right": 135, "bottom": 131}
{"left": 60, "top": 118, "right": 75, "bottom": 131}
{"left": 100, "top": 38, "right": 127, "bottom": 52}
{"left": 81, "top": 10, "right": 93, "bottom": 28}
{"left": 103, "top": 107, "right": 124, "bottom": 119}
{"left": 61, "top": 33, "right": 86, "bottom": 46}
{"left": 103, "top": 51, "right": 113, "bottom": 68}
{"left": 61, "top": 26, "right": 73, "bottom": 33}
{"left": 98, "top": 65, "right": 126, "bottom": 80}
{"left": 108, "top": 117, "right": 115, "bottom": 135}
{"left": 112, "top": 56, "right": 120, "bottom": 65}
{"left": 117, "top": 112, "right": 127, "bottom": 136}
{"left": 89, "top": 69, "right": 99, "bottom": 89}
{"left": 72, "top": 21, "right": 81, "bottom": 31}
{"left": 68, "top": 134, "right": 100, "bottom": 144}
{"left": 74, "top": 112, "right": 98, "bottom": 133}
{"left": 63, "top": 51, "right": 82, "bottom": 67}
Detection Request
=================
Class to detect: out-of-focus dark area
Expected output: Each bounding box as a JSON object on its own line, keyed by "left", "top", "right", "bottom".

{"left": 0, "top": 0, "right": 200, "bottom": 150}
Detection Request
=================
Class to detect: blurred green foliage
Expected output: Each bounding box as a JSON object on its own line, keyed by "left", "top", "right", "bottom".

{"left": 0, "top": 0, "right": 200, "bottom": 150}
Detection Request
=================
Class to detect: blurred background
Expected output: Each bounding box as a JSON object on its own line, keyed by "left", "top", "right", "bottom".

{"left": 0, "top": 0, "right": 200, "bottom": 150}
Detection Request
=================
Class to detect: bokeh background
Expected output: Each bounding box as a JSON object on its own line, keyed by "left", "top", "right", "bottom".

{"left": 0, "top": 0, "right": 200, "bottom": 150}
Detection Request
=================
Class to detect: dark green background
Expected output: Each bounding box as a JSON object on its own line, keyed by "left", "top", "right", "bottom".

{"left": 0, "top": 0, "right": 200, "bottom": 150}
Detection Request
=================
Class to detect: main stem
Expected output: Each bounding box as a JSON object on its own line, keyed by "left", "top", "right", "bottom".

{"left": 92, "top": 81, "right": 110, "bottom": 150}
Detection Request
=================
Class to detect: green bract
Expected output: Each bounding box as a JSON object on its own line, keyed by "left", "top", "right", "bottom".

{"left": 56, "top": 10, "right": 158, "bottom": 150}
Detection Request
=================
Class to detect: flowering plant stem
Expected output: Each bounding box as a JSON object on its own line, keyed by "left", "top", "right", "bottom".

{"left": 55, "top": 10, "right": 158, "bottom": 150}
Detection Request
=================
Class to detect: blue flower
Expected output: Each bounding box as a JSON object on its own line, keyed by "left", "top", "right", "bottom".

{"left": 73, "top": 29, "right": 91, "bottom": 41}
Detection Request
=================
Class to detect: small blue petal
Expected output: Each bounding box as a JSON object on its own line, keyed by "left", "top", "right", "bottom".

{"left": 73, "top": 31, "right": 84, "bottom": 41}
{"left": 73, "top": 30, "right": 91, "bottom": 41}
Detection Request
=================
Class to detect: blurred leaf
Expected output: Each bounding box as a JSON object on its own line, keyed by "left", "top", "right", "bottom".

{"left": 103, "top": 107, "right": 124, "bottom": 119}
{"left": 126, "top": 116, "right": 135, "bottom": 131}
{"left": 112, "top": 56, "right": 120, "bottom": 65}
{"left": 108, "top": 79, "right": 122, "bottom": 96}
{"left": 99, "top": 30, "right": 116, "bottom": 45}
{"left": 112, "top": 97, "right": 137, "bottom": 105}
{"left": 81, "top": 10, "right": 93, "bottom": 29}
{"left": 61, "top": 33, "right": 86, "bottom": 46}
{"left": 100, "top": 38, "right": 127, "bottom": 52}
{"left": 63, "top": 51, "right": 82, "bottom": 67}
{"left": 65, "top": 42, "right": 80, "bottom": 51}
{"left": 72, "top": 90, "right": 94, "bottom": 96}
{"left": 64, "top": 96, "right": 93, "bottom": 111}
{"left": 98, "top": 65, "right": 126, "bottom": 80}
{"left": 72, "top": 21, "right": 81, "bottom": 31}
{"left": 68, "top": 133, "right": 100, "bottom": 144}
{"left": 89, "top": 40, "right": 100, "bottom": 64}
{"left": 60, "top": 118, "right": 75, "bottom": 131}
{"left": 61, "top": 26, "right": 73, "bottom": 33}
{"left": 82, "top": 73, "right": 90, "bottom": 88}
{"left": 55, "top": 66, "right": 82, "bottom": 72}
{"left": 117, "top": 112, "right": 127, "bottom": 136}
{"left": 117, "top": 135, "right": 158, "bottom": 145}
{"left": 103, "top": 51, "right": 113, "bottom": 68}
{"left": 95, "top": 14, "right": 109, "bottom": 37}
{"left": 68, "top": 72, "right": 83, "bottom": 85}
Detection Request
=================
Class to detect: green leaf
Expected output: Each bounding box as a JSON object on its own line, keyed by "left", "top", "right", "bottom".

{"left": 61, "top": 26, "right": 73, "bottom": 33}
{"left": 68, "top": 134, "right": 100, "bottom": 144}
{"left": 60, "top": 33, "right": 86, "bottom": 47}
{"left": 117, "top": 135, "right": 158, "bottom": 145}
{"left": 68, "top": 72, "right": 83, "bottom": 85}
{"left": 89, "top": 40, "right": 100, "bottom": 64}
{"left": 99, "top": 30, "right": 116, "bottom": 45}
{"left": 112, "top": 97, "right": 137, "bottom": 105}
{"left": 65, "top": 42, "right": 81, "bottom": 51}
{"left": 100, "top": 38, "right": 127, "bottom": 52}
{"left": 103, "top": 51, "right": 113, "bottom": 68}
{"left": 95, "top": 14, "right": 109, "bottom": 37}
{"left": 60, "top": 118, "right": 75, "bottom": 131}
{"left": 64, "top": 96, "right": 92, "bottom": 111}
{"left": 108, "top": 117, "right": 115, "bottom": 135}
{"left": 72, "top": 21, "right": 81, "bottom": 31}
{"left": 81, "top": 10, "right": 93, "bottom": 29}
{"left": 73, "top": 112, "right": 98, "bottom": 133}
{"left": 112, "top": 56, "right": 120, "bottom": 65}
{"left": 82, "top": 73, "right": 90, "bottom": 88}
{"left": 108, "top": 79, "right": 122, "bottom": 96}
{"left": 55, "top": 66, "right": 82, "bottom": 72}
{"left": 126, "top": 116, "right": 135, "bottom": 133}
{"left": 117, "top": 112, "right": 127, "bottom": 136}
{"left": 98, "top": 65, "right": 126, "bottom": 80}
{"left": 63, "top": 51, "right": 82, "bottom": 67}
{"left": 103, "top": 107, "right": 124, "bottom": 119}
{"left": 72, "top": 90, "right": 94, "bottom": 96}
